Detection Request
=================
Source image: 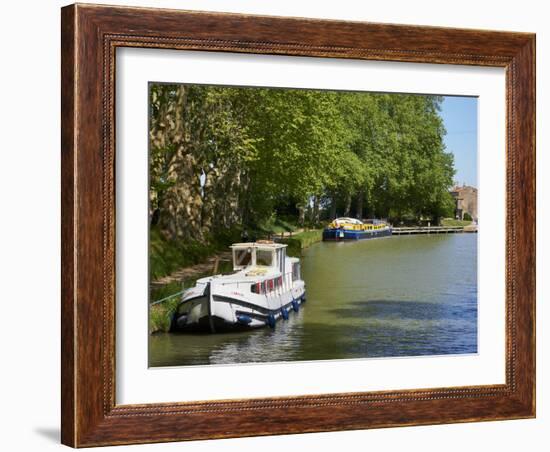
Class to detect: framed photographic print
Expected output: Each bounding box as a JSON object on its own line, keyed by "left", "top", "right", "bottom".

{"left": 61, "top": 3, "right": 535, "bottom": 447}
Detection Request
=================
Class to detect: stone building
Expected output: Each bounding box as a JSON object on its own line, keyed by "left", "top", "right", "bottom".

{"left": 450, "top": 185, "right": 478, "bottom": 221}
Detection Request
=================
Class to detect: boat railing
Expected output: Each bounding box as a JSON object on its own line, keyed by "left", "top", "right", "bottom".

{"left": 215, "top": 279, "right": 257, "bottom": 285}
{"left": 215, "top": 270, "right": 295, "bottom": 295}
{"left": 151, "top": 270, "right": 297, "bottom": 306}
{"left": 150, "top": 290, "right": 185, "bottom": 306}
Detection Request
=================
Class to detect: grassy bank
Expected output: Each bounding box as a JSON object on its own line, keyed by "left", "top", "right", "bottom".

{"left": 440, "top": 218, "right": 473, "bottom": 227}
{"left": 150, "top": 218, "right": 303, "bottom": 282}
{"left": 149, "top": 296, "right": 180, "bottom": 334}
{"left": 279, "top": 229, "right": 323, "bottom": 257}
{"left": 150, "top": 227, "right": 240, "bottom": 281}
{"left": 257, "top": 216, "right": 300, "bottom": 235}
{"left": 149, "top": 262, "right": 233, "bottom": 334}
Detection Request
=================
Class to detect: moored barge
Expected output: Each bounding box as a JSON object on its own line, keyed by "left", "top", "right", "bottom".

{"left": 323, "top": 217, "right": 392, "bottom": 241}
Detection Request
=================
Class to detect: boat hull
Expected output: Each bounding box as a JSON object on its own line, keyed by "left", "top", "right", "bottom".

{"left": 322, "top": 227, "right": 392, "bottom": 241}
{"left": 171, "top": 282, "right": 306, "bottom": 333}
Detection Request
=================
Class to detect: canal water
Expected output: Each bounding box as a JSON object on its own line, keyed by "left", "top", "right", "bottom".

{"left": 149, "top": 234, "right": 477, "bottom": 367}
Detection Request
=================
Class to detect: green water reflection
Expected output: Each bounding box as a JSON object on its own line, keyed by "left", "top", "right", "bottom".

{"left": 149, "top": 234, "right": 477, "bottom": 366}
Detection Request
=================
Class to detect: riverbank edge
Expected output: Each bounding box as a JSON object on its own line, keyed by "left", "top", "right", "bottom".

{"left": 278, "top": 229, "right": 323, "bottom": 256}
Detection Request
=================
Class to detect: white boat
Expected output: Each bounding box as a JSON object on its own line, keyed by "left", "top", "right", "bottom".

{"left": 170, "top": 241, "right": 306, "bottom": 333}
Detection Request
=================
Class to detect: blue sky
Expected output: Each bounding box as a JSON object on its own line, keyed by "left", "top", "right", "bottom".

{"left": 439, "top": 96, "right": 478, "bottom": 188}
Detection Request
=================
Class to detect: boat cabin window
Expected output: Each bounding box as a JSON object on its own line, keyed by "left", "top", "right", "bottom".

{"left": 277, "top": 248, "right": 285, "bottom": 274}
{"left": 256, "top": 249, "right": 274, "bottom": 267}
{"left": 292, "top": 262, "right": 301, "bottom": 281}
{"left": 233, "top": 248, "right": 252, "bottom": 268}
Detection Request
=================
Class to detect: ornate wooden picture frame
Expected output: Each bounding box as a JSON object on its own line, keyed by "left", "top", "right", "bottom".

{"left": 61, "top": 3, "right": 535, "bottom": 447}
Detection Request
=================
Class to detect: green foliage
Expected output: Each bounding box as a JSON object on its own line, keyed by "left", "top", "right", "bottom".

{"left": 150, "top": 281, "right": 185, "bottom": 304}
{"left": 150, "top": 228, "right": 215, "bottom": 280}
{"left": 149, "top": 83, "right": 458, "bottom": 256}
{"left": 463, "top": 212, "right": 473, "bottom": 222}
{"left": 149, "top": 297, "right": 180, "bottom": 334}
{"left": 280, "top": 230, "right": 323, "bottom": 257}
{"left": 440, "top": 218, "right": 472, "bottom": 227}
{"left": 256, "top": 216, "right": 299, "bottom": 235}
{"left": 149, "top": 227, "right": 240, "bottom": 280}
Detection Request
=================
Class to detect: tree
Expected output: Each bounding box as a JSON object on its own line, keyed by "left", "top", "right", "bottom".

{"left": 149, "top": 85, "right": 257, "bottom": 240}
{"left": 149, "top": 83, "right": 457, "bottom": 243}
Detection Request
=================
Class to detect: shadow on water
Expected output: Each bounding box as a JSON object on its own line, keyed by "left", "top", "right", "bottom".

{"left": 329, "top": 299, "right": 477, "bottom": 322}
{"left": 299, "top": 299, "right": 478, "bottom": 359}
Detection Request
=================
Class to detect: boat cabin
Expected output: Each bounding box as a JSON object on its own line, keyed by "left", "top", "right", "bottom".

{"left": 230, "top": 242, "right": 287, "bottom": 274}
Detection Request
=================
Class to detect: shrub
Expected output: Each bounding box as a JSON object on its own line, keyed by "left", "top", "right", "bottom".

{"left": 280, "top": 229, "right": 322, "bottom": 257}
{"left": 149, "top": 227, "right": 240, "bottom": 281}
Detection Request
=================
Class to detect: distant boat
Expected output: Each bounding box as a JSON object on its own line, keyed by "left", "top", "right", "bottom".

{"left": 170, "top": 241, "right": 306, "bottom": 333}
{"left": 323, "top": 217, "right": 392, "bottom": 241}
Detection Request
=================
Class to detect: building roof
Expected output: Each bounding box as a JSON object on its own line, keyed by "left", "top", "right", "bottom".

{"left": 451, "top": 184, "right": 478, "bottom": 193}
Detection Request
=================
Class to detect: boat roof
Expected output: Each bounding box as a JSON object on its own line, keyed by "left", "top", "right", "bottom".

{"left": 333, "top": 217, "right": 364, "bottom": 225}
{"left": 230, "top": 241, "right": 287, "bottom": 249}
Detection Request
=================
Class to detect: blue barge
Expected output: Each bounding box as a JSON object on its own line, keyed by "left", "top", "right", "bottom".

{"left": 323, "top": 217, "right": 392, "bottom": 241}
